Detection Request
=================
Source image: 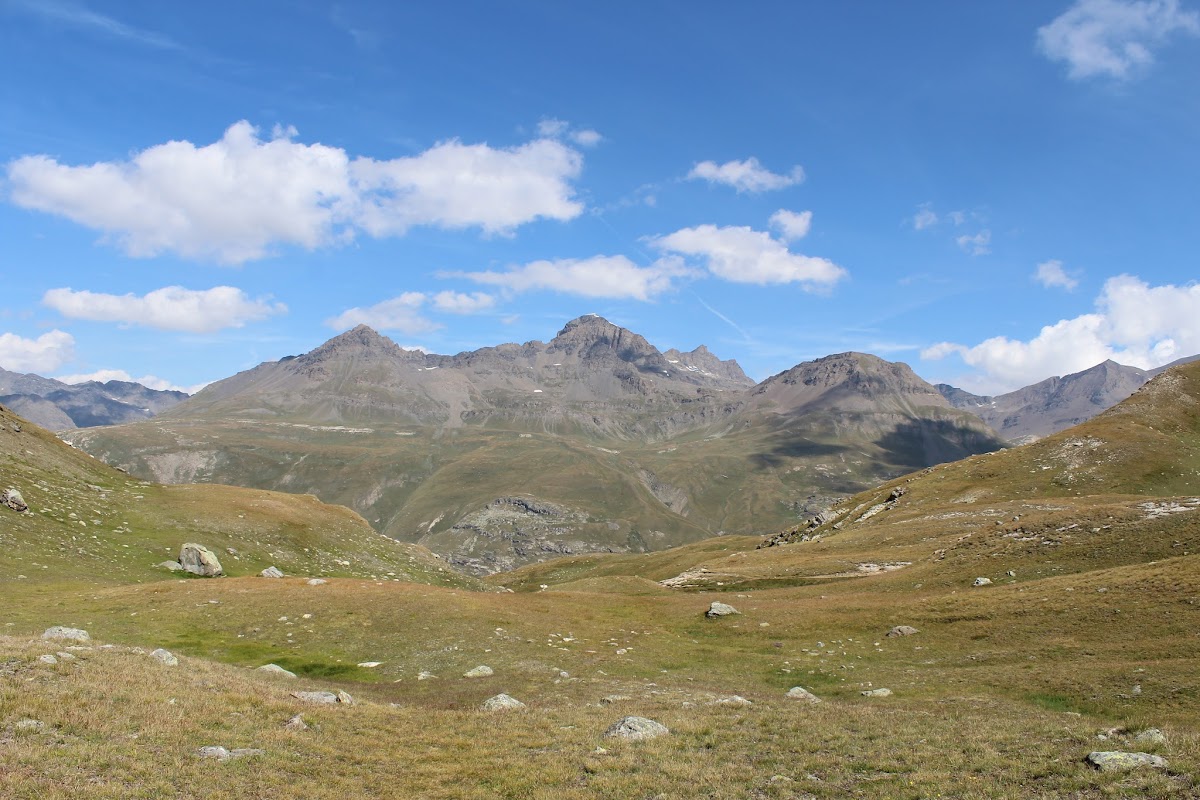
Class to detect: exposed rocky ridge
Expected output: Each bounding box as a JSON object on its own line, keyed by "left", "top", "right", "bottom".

{"left": 170, "top": 315, "right": 753, "bottom": 436}
{"left": 0, "top": 367, "right": 187, "bottom": 430}
{"left": 68, "top": 318, "right": 1006, "bottom": 573}
{"left": 938, "top": 359, "right": 1155, "bottom": 442}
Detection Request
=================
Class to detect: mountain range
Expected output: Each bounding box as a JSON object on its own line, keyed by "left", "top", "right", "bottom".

{"left": 62, "top": 315, "right": 1001, "bottom": 574}
{"left": 0, "top": 367, "right": 188, "bottom": 430}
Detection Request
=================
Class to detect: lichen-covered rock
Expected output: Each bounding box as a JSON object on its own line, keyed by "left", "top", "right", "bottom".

{"left": 150, "top": 648, "right": 179, "bottom": 666}
{"left": 1085, "top": 751, "right": 1168, "bottom": 772}
{"left": 464, "top": 665, "right": 494, "bottom": 678}
{"left": 481, "top": 693, "right": 526, "bottom": 711}
{"left": 291, "top": 691, "right": 339, "bottom": 704}
{"left": 1134, "top": 729, "right": 1167, "bottom": 746}
{"left": 3, "top": 488, "right": 28, "bottom": 512}
{"left": 785, "top": 686, "right": 821, "bottom": 703}
{"left": 42, "top": 626, "right": 90, "bottom": 643}
{"left": 179, "top": 543, "right": 223, "bottom": 577}
{"left": 705, "top": 601, "right": 740, "bottom": 618}
{"left": 886, "top": 625, "right": 918, "bottom": 637}
{"left": 258, "top": 663, "right": 297, "bottom": 678}
{"left": 604, "top": 716, "right": 669, "bottom": 741}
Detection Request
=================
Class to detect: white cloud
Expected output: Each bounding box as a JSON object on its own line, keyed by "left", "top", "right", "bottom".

{"left": 913, "top": 205, "right": 939, "bottom": 230}
{"left": 326, "top": 292, "right": 439, "bottom": 334}
{"left": 1035, "top": 259, "right": 1081, "bottom": 290}
{"left": 571, "top": 129, "right": 603, "bottom": 147}
{"left": 923, "top": 275, "right": 1200, "bottom": 392}
{"left": 537, "top": 118, "right": 570, "bottom": 138}
{"left": 687, "top": 158, "right": 805, "bottom": 193}
{"left": 0, "top": 330, "right": 75, "bottom": 373}
{"left": 431, "top": 291, "right": 496, "bottom": 314}
{"left": 948, "top": 210, "right": 966, "bottom": 226}
{"left": 53, "top": 368, "right": 198, "bottom": 393}
{"left": 459, "top": 255, "right": 691, "bottom": 301}
{"left": 956, "top": 229, "right": 991, "bottom": 256}
{"left": 1037, "top": 0, "right": 1200, "bottom": 80}
{"left": 42, "top": 286, "right": 285, "bottom": 333}
{"left": 769, "top": 209, "right": 813, "bottom": 241}
{"left": 649, "top": 224, "right": 847, "bottom": 289}
{"left": 7, "top": 121, "right": 585, "bottom": 264}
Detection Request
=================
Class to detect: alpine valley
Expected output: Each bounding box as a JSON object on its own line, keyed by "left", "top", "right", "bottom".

{"left": 62, "top": 316, "right": 1006, "bottom": 575}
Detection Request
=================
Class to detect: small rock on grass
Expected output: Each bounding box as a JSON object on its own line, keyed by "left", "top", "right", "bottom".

{"left": 257, "top": 663, "right": 297, "bottom": 678}
{"left": 604, "top": 716, "right": 669, "bottom": 741}
{"left": 481, "top": 693, "right": 526, "bottom": 711}
{"left": 886, "top": 625, "right": 918, "bottom": 637}
{"left": 972, "top": 577, "right": 993, "bottom": 587}
{"left": 14, "top": 719, "right": 45, "bottom": 733}
{"left": 1135, "top": 729, "right": 1167, "bottom": 745}
{"left": 861, "top": 688, "right": 892, "bottom": 697}
{"left": 464, "top": 665, "right": 494, "bottom": 678}
{"left": 150, "top": 648, "right": 179, "bottom": 666}
{"left": 306, "top": 578, "right": 327, "bottom": 586}
{"left": 705, "top": 601, "right": 739, "bottom": 618}
{"left": 284, "top": 714, "right": 308, "bottom": 732}
{"left": 38, "top": 654, "right": 58, "bottom": 665}
{"left": 291, "top": 690, "right": 354, "bottom": 705}
{"left": 198, "top": 746, "right": 264, "bottom": 761}
{"left": 785, "top": 686, "right": 821, "bottom": 703}
{"left": 260, "top": 566, "right": 284, "bottom": 578}
{"left": 42, "top": 626, "right": 89, "bottom": 643}
{"left": 1086, "top": 751, "right": 1167, "bottom": 772}
{"left": 712, "top": 695, "right": 753, "bottom": 706}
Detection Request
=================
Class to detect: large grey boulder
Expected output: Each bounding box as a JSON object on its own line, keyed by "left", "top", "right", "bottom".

{"left": 3, "top": 488, "right": 28, "bottom": 512}
{"left": 1085, "top": 751, "right": 1168, "bottom": 772}
{"left": 179, "top": 543, "right": 223, "bottom": 577}
{"left": 41, "top": 626, "right": 90, "bottom": 643}
{"left": 705, "top": 601, "right": 740, "bottom": 618}
{"left": 604, "top": 716, "right": 669, "bottom": 741}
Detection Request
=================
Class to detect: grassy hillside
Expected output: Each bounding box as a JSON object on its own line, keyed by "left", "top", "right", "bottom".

{"left": 4, "top": 366, "right": 1200, "bottom": 797}
{"left": 0, "top": 404, "right": 479, "bottom": 591}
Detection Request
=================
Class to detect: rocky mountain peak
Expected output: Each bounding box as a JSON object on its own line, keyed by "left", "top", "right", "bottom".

{"left": 300, "top": 325, "right": 412, "bottom": 364}
{"left": 548, "top": 315, "right": 660, "bottom": 364}
{"left": 770, "top": 352, "right": 937, "bottom": 397}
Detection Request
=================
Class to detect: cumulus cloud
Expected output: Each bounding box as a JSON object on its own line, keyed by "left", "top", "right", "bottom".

{"left": 326, "top": 289, "right": 497, "bottom": 333}
{"left": 769, "top": 209, "right": 813, "bottom": 241}
{"left": 1037, "top": 0, "right": 1200, "bottom": 80}
{"left": 7, "top": 121, "right": 585, "bottom": 264}
{"left": 687, "top": 157, "right": 805, "bottom": 193}
{"left": 458, "top": 256, "right": 691, "bottom": 301}
{"left": 923, "top": 275, "right": 1200, "bottom": 392}
{"left": 430, "top": 291, "right": 496, "bottom": 314}
{"left": 1035, "top": 259, "right": 1081, "bottom": 290}
{"left": 326, "top": 292, "right": 438, "bottom": 334}
{"left": 0, "top": 330, "right": 75, "bottom": 373}
{"left": 649, "top": 224, "right": 847, "bottom": 289}
{"left": 571, "top": 129, "right": 603, "bottom": 147}
{"left": 53, "top": 368, "right": 197, "bottom": 393}
{"left": 42, "top": 286, "right": 285, "bottom": 333}
{"left": 956, "top": 229, "right": 991, "bottom": 256}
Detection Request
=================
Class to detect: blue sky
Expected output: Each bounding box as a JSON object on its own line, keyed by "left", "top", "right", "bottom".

{"left": 2, "top": 1, "right": 1198, "bottom": 395}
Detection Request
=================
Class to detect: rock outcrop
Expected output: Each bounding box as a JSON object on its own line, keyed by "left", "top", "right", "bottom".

{"left": 179, "top": 543, "right": 223, "bottom": 577}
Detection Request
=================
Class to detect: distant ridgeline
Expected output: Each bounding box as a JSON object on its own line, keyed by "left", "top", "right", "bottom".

{"left": 55, "top": 315, "right": 1032, "bottom": 574}
{"left": 0, "top": 368, "right": 188, "bottom": 431}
